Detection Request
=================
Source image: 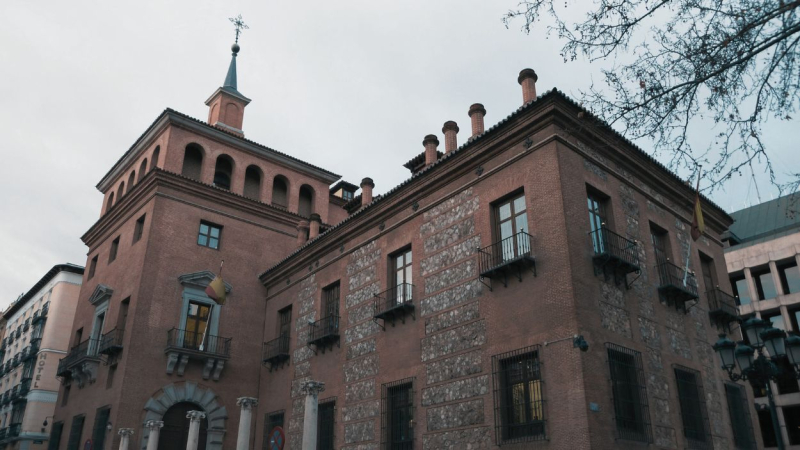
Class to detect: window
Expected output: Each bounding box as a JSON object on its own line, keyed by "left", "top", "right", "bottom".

{"left": 778, "top": 260, "right": 800, "bottom": 295}
{"left": 184, "top": 301, "right": 211, "bottom": 350}
{"left": 724, "top": 383, "right": 755, "bottom": 450}
{"left": 150, "top": 146, "right": 160, "bottom": 172}
{"left": 272, "top": 176, "right": 289, "bottom": 207}
{"left": 66, "top": 414, "right": 85, "bottom": 450}
{"left": 763, "top": 312, "right": 785, "bottom": 330}
{"left": 317, "top": 398, "right": 336, "bottom": 450}
{"left": 263, "top": 410, "right": 284, "bottom": 450}
{"left": 587, "top": 188, "right": 610, "bottom": 253}
{"left": 492, "top": 346, "right": 545, "bottom": 444}
{"left": 106, "top": 365, "right": 116, "bottom": 389}
{"left": 391, "top": 248, "right": 413, "bottom": 294}
{"left": 108, "top": 236, "right": 120, "bottom": 263}
{"left": 752, "top": 267, "right": 777, "bottom": 300}
{"left": 607, "top": 343, "right": 651, "bottom": 443}
{"left": 116, "top": 298, "right": 130, "bottom": 331}
{"left": 181, "top": 144, "right": 204, "bottom": 180}
{"left": 133, "top": 214, "right": 146, "bottom": 244}
{"left": 783, "top": 405, "right": 800, "bottom": 445}
{"left": 47, "top": 421, "right": 64, "bottom": 450}
{"left": 730, "top": 274, "right": 752, "bottom": 306}
{"left": 278, "top": 306, "right": 292, "bottom": 338}
{"left": 650, "top": 223, "right": 670, "bottom": 267}
{"left": 774, "top": 357, "right": 799, "bottom": 394}
{"left": 382, "top": 378, "right": 414, "bottom": 450}
{"left": 91, "top": 406, "right": 111, "bottom": 450}
{"left": 197, "top": 222, "right": 222, "bottom": 249}
{"left": 88, "top": 256, "right": 98, "bottom": 280}
{"left": 299, "top": 185, "right": 315, "bottom": 218}
{"left": 342, "top": 190, "right": 354, "bottom": 201}
{"left": 699, "top": 253, "right": 716, "bottom": 292}
{"left": 674, "top": 366, "right": 711, "bottom": 449}
{"left": 757, "top": 409, "right": 778, "bottom": 448}
{"left": 494, "top": 192, "right": 530, "bottom": 261}
{"left": 244, "top": 165, "right": 262, "bottom": 200}
{"left": 322, "top": 282, "right": 340, "bottom": 319}
{"left": 213, "top": 155, "right": 234, "bottom": 190}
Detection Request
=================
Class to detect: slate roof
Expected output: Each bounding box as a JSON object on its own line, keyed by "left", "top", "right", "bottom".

{"left": 726, "top": 194, "right": 800, "bottom": 247}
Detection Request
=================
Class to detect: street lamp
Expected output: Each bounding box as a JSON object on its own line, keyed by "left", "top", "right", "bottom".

{"left": 712, "top": 321, "right": 800, "bottom": 450}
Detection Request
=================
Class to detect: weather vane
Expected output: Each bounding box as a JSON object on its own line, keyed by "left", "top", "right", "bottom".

{"left": 229, "top": 15, "right": 249, "bottom": 44}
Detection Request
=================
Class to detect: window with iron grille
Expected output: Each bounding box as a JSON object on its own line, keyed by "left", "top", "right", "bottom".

{"left": 724, "top": 383, "right": 756, "bottom": 449}
{"left": 674, "top": 365, "right": 712, "bottom": 449}
{"left": 47, "top": 421, "right": 64, "bottom": 450}
{"left": 317, "top": 397, "right": 336, "bottom": 450}
{"left": 262, "top": 410, "right": 284, "bottom": 450}
{"left": 606, "top": 343, "right": 652, "bottom": 443}
{"left": 66, "top": 414, "right": 85, "bottom": 450}
{"left": 91, "top": 406, "right": 111, "bottom": 450}
{"left": 492, "top": 345, "right": 545, "bottom": 445}
{"left": 382, "top": 378, "right": 414, "bottom": 450}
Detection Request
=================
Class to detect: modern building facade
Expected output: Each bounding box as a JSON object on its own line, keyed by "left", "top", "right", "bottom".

{"left": 723, "top": 195, "right": 800, "bottom": 448}
{"left": 0, "top": 264, "right": 83, "bottom": 449}
{"left": 49, "top": 39, "right": 758, "bottom": 450}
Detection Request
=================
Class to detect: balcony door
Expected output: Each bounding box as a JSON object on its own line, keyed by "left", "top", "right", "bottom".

{"left": 496, "top": 194, "right": 529, "bottom": 262}
{"left": 587, "top": 192, "right": 607, "bottom": 254}
{"left": 185, "top": 301, "right": 210, "bottom": 350}
{"left": 392, "top": 249, "right": 413, "bottom": 304}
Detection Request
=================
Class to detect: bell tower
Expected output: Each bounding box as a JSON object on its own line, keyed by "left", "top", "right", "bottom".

{"left": 206, "top": 15, "right": 251, "bottom": 136}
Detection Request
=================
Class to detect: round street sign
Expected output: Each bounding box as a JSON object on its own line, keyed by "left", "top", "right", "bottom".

{"left": 84, "top": 439, "right": 93, "bottom": 450}
{"left": 269, "top": 426, "right": 285, "bottom": 450}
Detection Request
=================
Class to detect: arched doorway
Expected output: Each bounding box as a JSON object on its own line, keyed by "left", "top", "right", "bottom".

{"left": 158, "top": 402, "right": 208, "bottom": 450}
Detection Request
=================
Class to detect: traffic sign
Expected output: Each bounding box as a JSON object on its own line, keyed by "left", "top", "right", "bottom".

{"left": 268, "top": 426, "right": 285, "bottom": 450}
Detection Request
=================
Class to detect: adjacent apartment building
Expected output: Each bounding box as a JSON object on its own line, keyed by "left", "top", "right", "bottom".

{"left": 50, "top": 39, "right": 755, "bottom": 450}
{"left": 0, "top": 264, "right": 83, "bottom": 450}
{"left": 723, "top": 194, "right": 800, "bottom": 448}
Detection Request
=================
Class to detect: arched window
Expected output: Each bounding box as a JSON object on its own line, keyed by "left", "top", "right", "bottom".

{"left": 181, "top": 144, "right": 204, "bottom": 180}
{"left": 150, "top": 146, "right": 161, "bottom": 172}
{"left": 158, "top": 402, "right": 207, "bottom": 450}
{"left": 106, "top": 192, "right": 114, "bottom": 211}
{"left": 117, "top": 182, "right": 125, "bottom": 200}
{"left": 299, "top": 185, "right": 315, "bottom": 218}
{"left": 213, "top": 155, "right": 234, "bottom": 190}
{"left": 138, "top": 159, "right": 148, "bottom": 182}
{"left": 243, "top": 165, "right": 262, "bottom": 200}
{"left": 127, "top": 171, "right": 136, "bottom": 193}
{"left": 272, "top": 176, "right": 289, "bottom": 208}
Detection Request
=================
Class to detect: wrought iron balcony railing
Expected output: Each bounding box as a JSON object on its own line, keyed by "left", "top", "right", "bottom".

{"left": 308, "top": 315, "right": 340, "bottom": 349}
{"left": 707, "top": 288, "right": 739, "bottom": 328}
{"left": 656, "top": 260, "right": 699, "bottom": 312}
{"left": 42, "top": 301, "right": 50, "bottom": 316}
{"left": 56, "top": 357, "right": 70, "bottom": 378}
{"left": 373, "top": 283, "right": 415, "bottom": 328}
{"left": 98, "top": 328, "right": 125, "bottom": 355}
{"left": 165, "top": 328, "right": 231, "bottom": 358}
{"left": 0, "top": 427, "right": 7, "bottom": 441}
{"left": 57, "top": 338, "right": 101, "bottom": 378}
{"left": 16, "top": 379, "right": 30, "bottom": 398}
{"left": 31, "top": 310, "right": 41, "bottom": 324}
{"left": 477, "top": 231, "right": 536, "bottom": 289}
{"left": 263, "top": 335, "right": 290, "bottom": 368}
{"left": 589, "top": 227, "right": 641, "bottom": 288}
{"left": 7, "top": 424, "right": 20, "bottom": 438}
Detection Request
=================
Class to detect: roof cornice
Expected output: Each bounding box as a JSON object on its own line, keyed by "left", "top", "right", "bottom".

{"left": 4, "top": 264, "right": 84, "bottom": 319}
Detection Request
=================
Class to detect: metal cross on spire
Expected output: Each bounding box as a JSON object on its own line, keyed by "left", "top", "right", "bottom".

{"left": 229, "top": 15, "right": 248, "bottom": 44}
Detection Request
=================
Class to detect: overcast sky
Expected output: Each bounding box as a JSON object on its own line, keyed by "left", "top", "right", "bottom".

{"left": 0, "top": 1, "right": 796, "bottom": 310}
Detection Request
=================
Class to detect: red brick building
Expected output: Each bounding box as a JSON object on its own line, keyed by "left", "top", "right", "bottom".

{"left": 51, "top": 41, "right": 755, "bottom": 450}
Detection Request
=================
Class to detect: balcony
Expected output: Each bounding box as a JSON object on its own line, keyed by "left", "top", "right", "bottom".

{"left": 307, "top": 315, "right": 340, "bottom": 352}
{"left": 165, "top": 328, "right": 230, "bottom": 381}
{"left": 477, "top": 231, "right": 536, "bottom": 290}
{"left": 11, "top": 354, "right": 20, "bottom": 368}
{"left": 590, "top": 227, "right": 641, "bottom": 288}
{"left": 22, "top": 320, "right": 29, "bottom": 332}
{"left": 0, "top": 427, "right": 6, "bottom": 441}
{"left": 0, "top": 393, "right": 8, "bottom": 406}
{"left": 656, "top": 260, "right": 699, "bottom": 312}
{"left": 57, "top": 339, "right": 101, "bottom": 387}
{"left": 373, "top": 283, "right": 415, "bottom": 329}
{"left": 21, "top": 345, "right": 35, "bottom": 362}
{"left": 15, "top": 379, "right": 30, "bottom": 401}
{"left": 262, "top": 335, "right": 290, "bottom": 370}
{"left": 42, "top": 301, "right": 50, "bottom": 316}
{"left": 98, "top": 328, "right": 124, "bottom": 356}
{"left": 31, "top": 310, "right": 43, "bottom": 324}
{"left": 7, "top": 424, "right": 20, "bottom": 439}
{"left": 707, "top": 288, "right": 740, "bottom": 329}
{"left": 30, "top": 338, "right": 40, "bottom": 352}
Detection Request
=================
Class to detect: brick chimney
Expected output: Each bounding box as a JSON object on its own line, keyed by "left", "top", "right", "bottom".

{"left": 309, "top": 213, "right": 321, "bottom": 239}
{"left": 468, "top": 104, "right": 486, "bottom": 138}
{"left": 423, "top": 135, "right": 439, "bottom": 166}
{"left": 297, "top": 220, "right": 309, "bottom": 246}
{"left": 442, "top": 121, "right": 459, "bottom": 153}
{"left": 360, "top": 178, "right": 374, "bottom": 206}
{"left": 518, "top": 68, "right": 538, "bottom": 104}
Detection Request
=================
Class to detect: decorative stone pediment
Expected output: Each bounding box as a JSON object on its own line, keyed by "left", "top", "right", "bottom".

{"left": 178, "top": 271, "right": 232, "bottom": 293}
{"left": 88, "top": 284, "right": 114, "bottom": 305}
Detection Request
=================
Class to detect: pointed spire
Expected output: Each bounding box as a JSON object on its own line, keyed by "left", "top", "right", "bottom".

{"left": 223, "top": 44, "right": 239, "bottom": 91}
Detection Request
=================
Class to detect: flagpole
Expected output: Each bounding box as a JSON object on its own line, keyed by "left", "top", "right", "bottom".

{"left": 683, "top": 167, "right": 701, "bottom": 287}
{"left": 200, "top": 260, "right": 224, "bottom": 352}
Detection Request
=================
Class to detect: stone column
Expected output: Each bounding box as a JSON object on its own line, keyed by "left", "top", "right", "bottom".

{"left": 118, "top": 428, "right": 134, "bottom": 450}
{"left": 236, "top": 397, "right": 258, "bottom": 450}
{"left": 186, "top": 411, "right": 207, "bottom": 450}
{"left": 145, "top": 421, "right": 163, "bottom": 450}
{"left": 301, "top": 380, "right": 326, "bottom": 450}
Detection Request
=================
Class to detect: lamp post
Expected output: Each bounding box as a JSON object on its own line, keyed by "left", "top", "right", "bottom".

{"left": 712, "top": 317, "right": 800, "bottom": 450}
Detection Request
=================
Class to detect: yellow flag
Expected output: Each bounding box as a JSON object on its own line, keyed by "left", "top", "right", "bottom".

{"left": 205, "top": 275, "right": 226, "bottom": 305}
